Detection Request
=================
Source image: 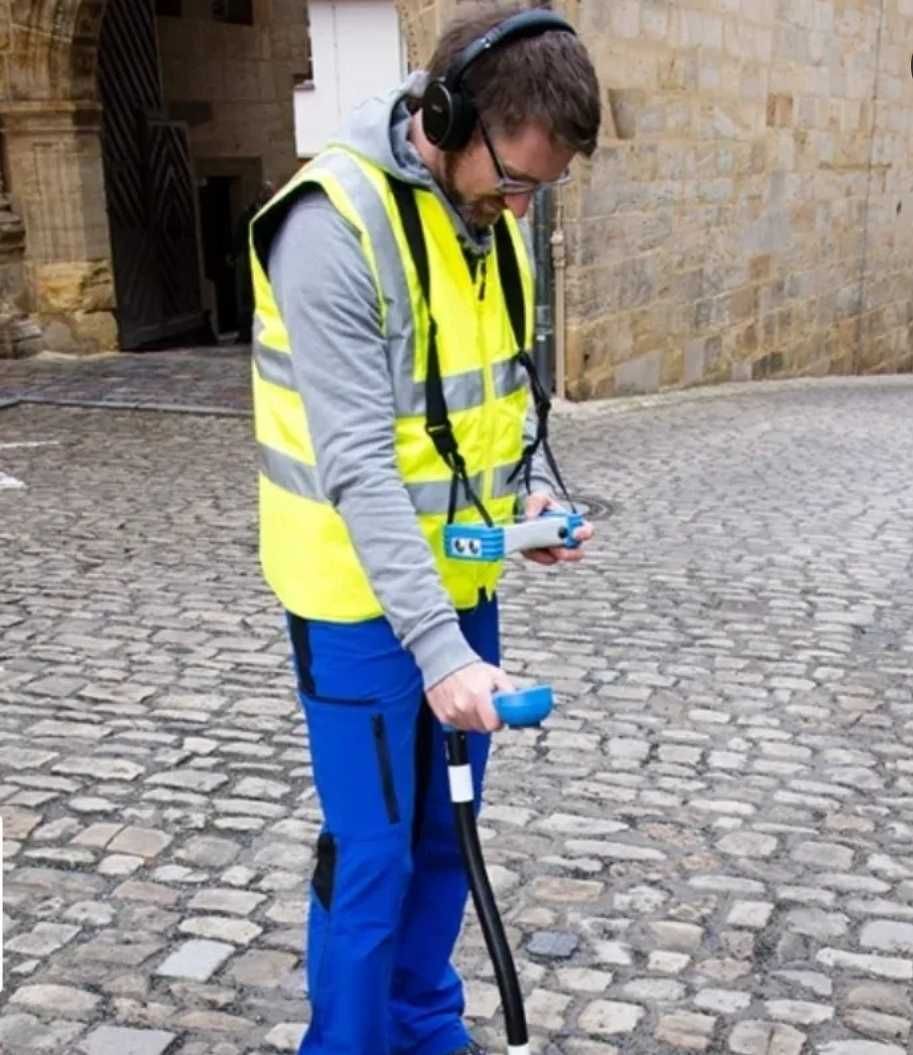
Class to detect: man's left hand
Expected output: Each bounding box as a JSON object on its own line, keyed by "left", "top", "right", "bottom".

{"left": 521, "top": 493, "right": 593, "bottom": 566}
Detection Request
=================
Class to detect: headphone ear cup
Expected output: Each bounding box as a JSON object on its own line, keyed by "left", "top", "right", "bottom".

{"left": 422, "top": 79, "right": 455, "bottom": 148}
{"left": 443, "top": 90, "right": 477, "bottom": 152}
{"left": 422, "top": 79, "right": 477, "bottom": 151}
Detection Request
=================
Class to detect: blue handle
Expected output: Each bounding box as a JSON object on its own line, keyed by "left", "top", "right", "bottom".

{"left": 493, "top": 686, "right": 553, "bottom": 728}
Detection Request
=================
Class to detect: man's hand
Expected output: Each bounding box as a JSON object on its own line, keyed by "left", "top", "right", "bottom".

{"left": 426, "top": 661, "right": 515, "bottom": 733}
{"left": 522, "top": 493, "right": 594, "bottom": 566}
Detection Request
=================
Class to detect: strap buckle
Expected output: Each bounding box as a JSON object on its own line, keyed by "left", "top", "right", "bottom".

{"left": 425, "top": 420, "right": 459, "bottom": 457}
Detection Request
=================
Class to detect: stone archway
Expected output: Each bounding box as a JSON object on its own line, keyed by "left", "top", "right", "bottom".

{"left": 0, "top": 0, "right": 487, "bottom": 356}
{"left": 8, "top": 1, "right": 107, "bottom": 104}
{"left": 2, "top": 1, "right": 116, "bottom": 354}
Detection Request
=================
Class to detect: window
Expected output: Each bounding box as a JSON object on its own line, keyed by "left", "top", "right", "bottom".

{"left": 212, "top": 0, "right": 254, "bottom": 25}
{"left": 155, "top": 0, "right": 182, "bottom": 14}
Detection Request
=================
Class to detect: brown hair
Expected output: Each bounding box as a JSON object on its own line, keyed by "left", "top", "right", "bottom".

{"left": 422, "top": 2, "right": 600, "bottom": 157}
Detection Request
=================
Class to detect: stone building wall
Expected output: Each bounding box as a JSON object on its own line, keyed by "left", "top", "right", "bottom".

{"left": 0, "top": 0, "right": 310, "bottom": 357}
{"left": 0, "top": 0, "right": 910, "bottom": 390}
{"left": 558, "top": 0, "right": 913, "bottom": 397}
{"left": 157, "top": 0, "right": 311, "bottom": 193}
{"left": 400, "top": 0, "right": 913, "bottom": 397}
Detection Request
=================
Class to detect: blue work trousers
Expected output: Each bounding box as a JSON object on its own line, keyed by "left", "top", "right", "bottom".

{"left": 288, "top": 594, "right": 499, "bottom": 1055}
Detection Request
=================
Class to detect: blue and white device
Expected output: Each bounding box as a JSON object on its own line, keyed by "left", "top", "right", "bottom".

{"left": 444, "top": 511, "right": 585, "bottom": 562}
{"left": 493, "top": 685, "right": 554, "bottom": 728}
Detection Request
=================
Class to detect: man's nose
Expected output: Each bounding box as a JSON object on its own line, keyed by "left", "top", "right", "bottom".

{"left": 505, "top": 192, "right": 534, "bottom": 219}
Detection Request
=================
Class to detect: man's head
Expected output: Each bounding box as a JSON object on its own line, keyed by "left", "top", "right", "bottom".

{"left": 415, "top": 3, "right": 600, "bottom": 227}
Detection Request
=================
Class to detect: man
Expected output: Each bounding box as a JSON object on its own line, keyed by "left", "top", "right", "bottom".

{"left": 250, "top": 5, "right": 601, "bottom": 1053}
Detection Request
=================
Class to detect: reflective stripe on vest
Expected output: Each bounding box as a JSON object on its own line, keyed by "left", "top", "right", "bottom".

{"left": 251, "top": 145, "right": 535, "bottom": 621}
{"left": 260, "top": 441, "right": 523, "bottom": 517}
{"left": 254, "top": 339, "right": 524, "bottom": 410}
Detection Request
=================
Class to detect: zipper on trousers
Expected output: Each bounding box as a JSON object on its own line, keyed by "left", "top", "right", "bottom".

{"left": 371, "top": 714, "right": 401, "bottom": 824}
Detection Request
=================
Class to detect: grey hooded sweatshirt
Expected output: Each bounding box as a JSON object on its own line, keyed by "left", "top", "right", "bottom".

{"left": 268, "top": 75, "right": 557, "bottom": 690}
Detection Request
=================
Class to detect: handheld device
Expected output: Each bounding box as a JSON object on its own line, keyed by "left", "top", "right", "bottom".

{"left": 444, "top": 511, "right": 585, "bottom": 562}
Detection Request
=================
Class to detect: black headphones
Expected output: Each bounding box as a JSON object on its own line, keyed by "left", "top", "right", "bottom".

{"left": 421, "top": 9, "right": 576, "bottom": 152}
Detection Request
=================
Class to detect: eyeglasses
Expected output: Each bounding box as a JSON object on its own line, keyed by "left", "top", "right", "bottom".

{"left": 477, "top": 113, "right": 572, "bottom": 196}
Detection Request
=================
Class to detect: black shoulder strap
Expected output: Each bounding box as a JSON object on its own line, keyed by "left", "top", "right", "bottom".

{"left": 493, "top": 217, "right": 526, "bottom": 353}
{"left": 387, "top": 177, "right": 493, "bottom": 526}
{"left": 387, "top": 178, "right": 448, "bottom": 432}
{"left": 496, "top": 216, "right": 575, "bottom": 511}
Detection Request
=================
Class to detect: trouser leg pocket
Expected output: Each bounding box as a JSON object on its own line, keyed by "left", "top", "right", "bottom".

{"left": 372, "top": 713, "right": 401, "bottom": 824}
{"left": 312, "top": 831, "right": 337, "bottom": 910}
{"left": 300, "top": 691, "right": 415, "bottom": 837}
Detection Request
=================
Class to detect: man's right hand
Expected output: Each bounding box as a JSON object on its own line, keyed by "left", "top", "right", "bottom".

{"left": 426, "top": 661, "right": 515, "bottom": 733}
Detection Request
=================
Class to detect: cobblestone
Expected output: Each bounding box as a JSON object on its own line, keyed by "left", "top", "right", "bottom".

{"left": 80, "top": 1025, "right": 177, "bottom": 1055}
{"left": 4, "top": 363, "right": 913, "bottom": 1050}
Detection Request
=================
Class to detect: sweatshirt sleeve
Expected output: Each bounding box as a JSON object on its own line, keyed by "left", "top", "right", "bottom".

{"left": 268, "top": 191, "right": 480, "bottom": 689}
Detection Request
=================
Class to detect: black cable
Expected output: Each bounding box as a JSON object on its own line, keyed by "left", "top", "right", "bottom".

{"left": 446, "top": 730, "right": 528, "bottom": 1048}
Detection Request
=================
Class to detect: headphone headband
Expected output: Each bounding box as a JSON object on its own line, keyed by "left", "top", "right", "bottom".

{"left": 445, "top": 10, "right": 576, "bottom": 90}
{"left": 422, "top": 9, "right": 576, "bottom": 153}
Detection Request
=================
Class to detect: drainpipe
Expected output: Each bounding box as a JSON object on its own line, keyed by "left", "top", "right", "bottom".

{"left": 532, "top": 185, "right": 555, "bottom": 391}
{"left": 551, "top": 195, "right": 568, "bottom": 401}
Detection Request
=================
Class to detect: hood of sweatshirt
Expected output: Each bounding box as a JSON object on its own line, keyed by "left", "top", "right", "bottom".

{"left": 331, "top": 71, "right": 493, "bottom": 259}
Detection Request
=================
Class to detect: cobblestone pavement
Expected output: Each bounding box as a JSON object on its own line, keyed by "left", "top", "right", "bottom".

{"left": 0, "top": 347, "right": 253, "bottom": 415}
{"left": 3, "top": 356, "right": 913, "bottom": 1055}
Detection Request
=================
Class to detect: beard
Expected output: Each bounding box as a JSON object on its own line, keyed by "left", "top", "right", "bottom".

{"left": 441, "top": 151, "right": 505, "bottom": 230}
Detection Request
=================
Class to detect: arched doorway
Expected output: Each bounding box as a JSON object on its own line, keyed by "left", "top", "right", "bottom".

{"left": 96, "top": 0, "right": 206, "bottom": 348}
{"left": 3, "top": 0, "right": 316, "bottom": 353}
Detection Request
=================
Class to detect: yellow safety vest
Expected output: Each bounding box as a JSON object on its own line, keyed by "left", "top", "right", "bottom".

{"left": 250, "top": 147, "right": 534, "bottom": 622}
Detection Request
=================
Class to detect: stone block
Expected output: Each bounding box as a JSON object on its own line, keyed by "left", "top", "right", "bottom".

{"left": 731, "top": 359, "right": 753, "bottom": 382}
{"left": 79, "top": 1026, "right": 177, "bottom": 1055}
{"left": 611, "top": 0, "right": 641, "bottom": 39}
{"left": 607, "top": 90, "right": 645, "bottom": 141}
{"left": 579, "top": 1000, "right": 645, "bottom": 1036}
{"left": 71, "top": 309, "right": 116, "bottom": 351}
{"left": 641, "top": 0, "right": 670, "bottom": 41}
{"left": 614, "top": 349, "right": 662, "bottom": 395}
{"left": 34, "top": 260, "right": 114, "bottom": 314}
{"left": 11, "top": 983, "right": 100, "bottom": 1018}
{"left": 155, "top": 939, "right": 234, "bottom": 982}
{"left": 729, "top": 1020, "right": 805, "bottom": 1055}
{"left": 527, "top": 930, "right": 580, "bottom": 959}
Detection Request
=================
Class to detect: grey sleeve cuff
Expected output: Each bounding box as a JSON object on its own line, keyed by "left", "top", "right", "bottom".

{"left": 526, "top": 453, "right": 559, "bottom": 499}
{"left": 410, "top": 618, "right": 481, "bottom": 691}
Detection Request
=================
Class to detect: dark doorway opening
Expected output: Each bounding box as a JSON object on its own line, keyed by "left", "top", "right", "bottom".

{"left": 98, "top": 0, "right": 209, "bottom": 350}
{"left": 199, "top": 176, "right": 240, "bottom": 336}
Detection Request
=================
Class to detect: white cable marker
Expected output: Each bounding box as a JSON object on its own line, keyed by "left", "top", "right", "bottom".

{"left": 508, "top": 1045, "right": 530, "bottom": 1055}
{"left": 447, "top": 764, "right": 474, "bottom": 803}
